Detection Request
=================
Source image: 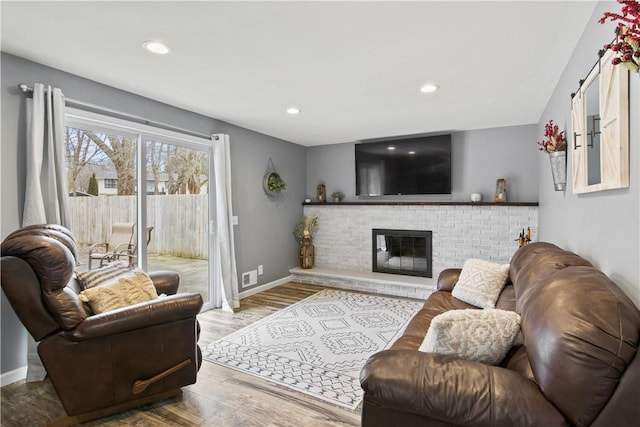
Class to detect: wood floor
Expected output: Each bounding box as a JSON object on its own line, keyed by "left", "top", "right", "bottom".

{"left": 0, "top": 282, "right": 362, "bottom": 427}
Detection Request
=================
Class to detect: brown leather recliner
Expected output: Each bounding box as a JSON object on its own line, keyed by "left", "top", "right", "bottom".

{"left": 1, "top": 224, "right": 204, "bottom": 426}
{"left": 360, "top": 242, "right": 640, "bottom": 427}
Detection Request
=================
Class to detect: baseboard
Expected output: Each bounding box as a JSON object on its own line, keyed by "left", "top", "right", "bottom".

{"left": 239, "top": 275, "right": 293, "bottom": 299}
{"left": 1, "top": 365, "right": 27, "bottom": 387}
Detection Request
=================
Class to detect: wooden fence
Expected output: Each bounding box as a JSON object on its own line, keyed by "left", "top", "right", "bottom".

{"left": 68, "top": 195, "right": 209, "bottom": 259}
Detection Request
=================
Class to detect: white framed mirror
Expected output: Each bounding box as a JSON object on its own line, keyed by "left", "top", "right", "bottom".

{"left": 571, "top": 49, "right": 629, "bottom": 194}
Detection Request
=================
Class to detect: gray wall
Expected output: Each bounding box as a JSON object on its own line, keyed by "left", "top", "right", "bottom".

{"left": 215, "top": 121, "right": 307, "bottom": 287}
{"left": 1, "top": 53, "right": 306, "bottom": 374}
{"left": 306, "top": 124, "right": 539, "bottom": 203}
{"left": 538, "top": 1, "right": 639, "bottom": 307}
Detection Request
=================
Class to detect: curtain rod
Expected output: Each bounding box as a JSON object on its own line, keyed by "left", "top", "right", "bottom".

{"left": 18, "top": 83, "right": 215, "bottom": 141}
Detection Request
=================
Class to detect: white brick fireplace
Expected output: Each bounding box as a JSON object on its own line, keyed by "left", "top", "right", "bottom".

{"left": 290, "top": 203, "right": 538, "bottom": 299}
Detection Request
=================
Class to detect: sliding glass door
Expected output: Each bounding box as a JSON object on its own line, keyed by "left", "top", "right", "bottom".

{"left": 144, "top": 139, "right": 212, "bottom": 307}
{"left": 63, "top": 125, "right": 139, "bottom": 270}
{"left": 64, "top": 109, "right": 215, "bottom": 311}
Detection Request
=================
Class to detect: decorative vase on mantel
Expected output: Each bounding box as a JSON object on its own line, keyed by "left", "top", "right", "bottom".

{"left": 549, "top": 151, "right": 567, "bottom": 191}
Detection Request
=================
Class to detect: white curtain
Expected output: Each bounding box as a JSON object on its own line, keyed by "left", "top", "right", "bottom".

{"left": 212, "top": 134, "right": 239, "bottom": 311}
{"left": 22, "top": 83, "right": 70, "bottom": 382}
{"left": 23, "top": 83, "right": 70, "bottom": 228}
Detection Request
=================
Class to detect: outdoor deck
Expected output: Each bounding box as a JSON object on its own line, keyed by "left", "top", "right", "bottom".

{"left": 76, "top": 247, "right": 209, "bottom": 297}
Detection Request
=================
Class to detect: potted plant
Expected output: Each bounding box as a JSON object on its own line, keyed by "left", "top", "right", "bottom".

{"left": 330, "top": 191, "right": 345, "bottom": 203}
{"left": 293, "top": 214, "right": 319, "bottom": 269}
{"left": 538, "top": 119, "right": 567, "bottom": 191}
{"left": 293, "top": 214, "right": 318, "bottom": 243}
{"left": 263, "top": 172, "right": 287, "bottom": 196}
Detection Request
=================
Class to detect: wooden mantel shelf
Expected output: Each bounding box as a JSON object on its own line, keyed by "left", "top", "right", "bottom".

{"left": 303, "top": 201, "right": 539, "bottom": 207}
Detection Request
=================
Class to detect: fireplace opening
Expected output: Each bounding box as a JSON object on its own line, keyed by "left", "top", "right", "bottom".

{"left": 372, "top": 229, "right": 432, "bottom": 278}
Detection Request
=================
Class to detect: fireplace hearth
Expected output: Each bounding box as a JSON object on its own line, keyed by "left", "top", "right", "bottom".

{"left": 372, "top": 229, "right": 432, "bottom": 278}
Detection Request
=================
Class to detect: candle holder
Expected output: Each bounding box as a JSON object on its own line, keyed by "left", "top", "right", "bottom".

{"left": 316, "top": 184, "right": 326, "bottom": 203}
{"left": 494, "top": 179, "right": 507, "bottom": 203}
{"left": 515, "top": 227, "right": 532, "bottom": 247}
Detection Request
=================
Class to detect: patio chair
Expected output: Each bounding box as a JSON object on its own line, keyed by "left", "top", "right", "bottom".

{"left": 114, "top": 226, "right": 154, "bottom": 267}
{"left": 88, "top": 222, "right": 135, "bottom": 269}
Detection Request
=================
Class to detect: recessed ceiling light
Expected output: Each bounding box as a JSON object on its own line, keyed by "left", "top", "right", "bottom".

{"left": 420, "top": 83, "right": 439, "bottom": 93}
{"left": 286, "top": 107, "right": 301, "bottom": 115}
{"left": 143, "top": 40, "right": 172, "bottom": 55}
{"left": 408, "top": 151, "right": 416, "bottom": 155}
{"left": 387, "top": 146, "right": 396, "bottom": 151}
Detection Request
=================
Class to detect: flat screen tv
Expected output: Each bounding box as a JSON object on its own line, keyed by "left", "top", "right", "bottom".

{"left": 355, "top": 134, "right": 451, "bottom": 196}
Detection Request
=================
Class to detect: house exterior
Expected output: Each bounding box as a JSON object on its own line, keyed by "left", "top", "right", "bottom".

{"left": 94, "top": 170, "right": 171, "bottom": 196}
{"left": 95, "top": 170, "right": 120, "bottom": 196}
{"left": 94, "top": 170, "right": 207, "bottom": 196}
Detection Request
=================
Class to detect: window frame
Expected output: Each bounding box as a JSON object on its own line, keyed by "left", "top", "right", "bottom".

{"left": 64, "top": 108, "right": 216, "bottom": 311}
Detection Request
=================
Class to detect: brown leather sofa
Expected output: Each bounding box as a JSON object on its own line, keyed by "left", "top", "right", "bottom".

{"left": 1, "top": 224, "right": 204, "bottom": 425}
{"left": 360, "top": 242, "right": 640, "bottom": 427}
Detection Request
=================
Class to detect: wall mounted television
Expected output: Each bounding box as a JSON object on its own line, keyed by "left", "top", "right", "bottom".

{"left": 355, "top": 134, "right": 451, "bottom": 196}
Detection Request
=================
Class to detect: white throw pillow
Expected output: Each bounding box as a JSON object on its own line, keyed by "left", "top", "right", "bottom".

{"left": 78, "top": 269, "right": 158, "bottom": 314}
{"left": 451, "top": 258, "right": 510, "bottom": 308}
{"left": 76, "top": 261, "right": 130, "bottom": 289}
{"left": 419, "top": 309, "right": 521, "bottom": 365}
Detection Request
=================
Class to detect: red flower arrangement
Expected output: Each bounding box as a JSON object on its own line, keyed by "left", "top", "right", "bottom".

{"left": 538, "top": 120, "right": 566, "bottom": 153}
{"left": 599, "top": 0, "right": 640, "bottom": 73}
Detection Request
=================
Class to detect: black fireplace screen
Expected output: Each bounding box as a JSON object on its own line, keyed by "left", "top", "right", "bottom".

{"left": 372, "top": 229, "right": 432, "bottom": 278}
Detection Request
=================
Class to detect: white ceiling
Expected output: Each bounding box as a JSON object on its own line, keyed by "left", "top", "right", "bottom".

{"left": 1, "top": 1, "right": 597, "bottom": 147}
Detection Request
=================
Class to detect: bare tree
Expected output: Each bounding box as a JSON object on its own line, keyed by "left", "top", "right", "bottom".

{"left": 184, "top": 149, "right": 208, "bottom": 194}
{"left": 83, "top": 131, "right": 136, "bottom": 195}
{"left": 147, "top": 141, "right": 168, "bottom": 194}
{"left": 166, "top": 147, "right": 208, "bottom": 194}
{"left": 65, "top": 127, "right": 207, "bottom": 197}
{"left": 64, "top": 127, "right": 108, "bottom": 195}
{"left": 166, "top": 145, "right": 179, "bottom": 194}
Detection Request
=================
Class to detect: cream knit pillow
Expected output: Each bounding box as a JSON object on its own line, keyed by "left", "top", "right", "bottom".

{"left": 78, "top": 269, "right": 158, "bottom": 314}
{"left": 419, "top": 309, "right": 521, "bottom": 365}
{"left": 451, "top": 258, "right": 510, "bottom": 308}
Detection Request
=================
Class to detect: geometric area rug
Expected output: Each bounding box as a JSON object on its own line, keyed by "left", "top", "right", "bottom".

{"left": 202, "top": 289, "right": 423, "bottom": 409}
